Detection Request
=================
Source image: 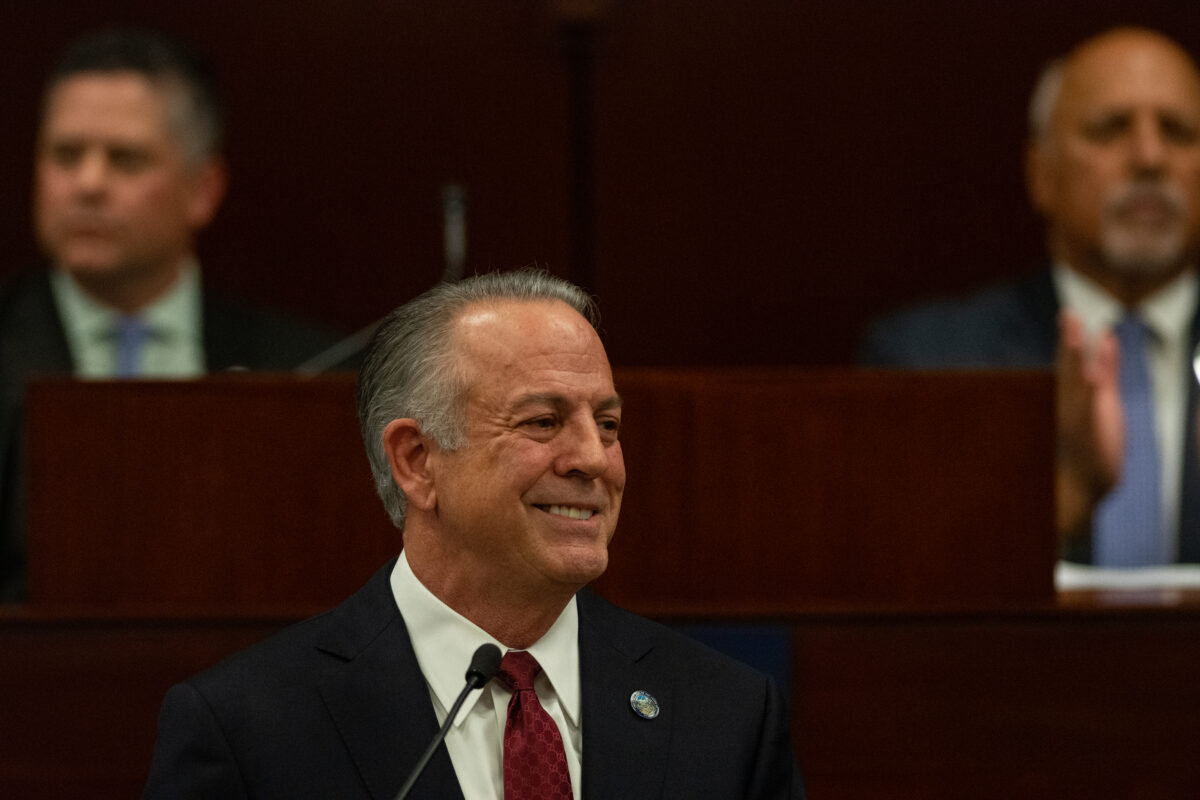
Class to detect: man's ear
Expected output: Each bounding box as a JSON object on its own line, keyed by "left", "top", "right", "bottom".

{"left": 185, "top": 155, "right": 228, "bottom": 230}
{"left": 382, "top": 419, "right": 437, "bottom": 511}
{"left": 1025, "top": 138, "right": 1055, "bottom": 216}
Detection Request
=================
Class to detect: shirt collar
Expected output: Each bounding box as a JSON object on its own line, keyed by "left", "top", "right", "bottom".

{"left": 390, "top": 551, "right": 581, "bottom": 729}
{"left": 1052, "top": 262, "right": 1198, "bottom": 346}
{"left": 519, "top": 591, "right": 581, "bottom": 728}
{"left": 49, "top": 259, "right": 203, "bottom": 345}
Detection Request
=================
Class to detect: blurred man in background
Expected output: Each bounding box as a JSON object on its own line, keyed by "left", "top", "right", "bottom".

{"left": 863, "top": 27, "right": 1200, "bottom": 567}
{"left": 0, "top": 27, "right": 340, "bottom": 600}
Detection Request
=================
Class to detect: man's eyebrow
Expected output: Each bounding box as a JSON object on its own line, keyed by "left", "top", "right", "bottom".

{"left": 510, "top": 392, "right": 623, "bottom": 411}
{"left": 596, "top": 394, "right": 623, "bottom": 412}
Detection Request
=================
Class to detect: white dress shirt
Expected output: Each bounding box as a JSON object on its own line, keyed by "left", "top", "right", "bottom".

{"left": 1053, "top": 264, "right": 1199, "bottom": 555}
{"left": 390, "top": 551, "right": 583, "bottom": 800}
{"left": 49, "top": 261, "right": 205, "bottom": 378}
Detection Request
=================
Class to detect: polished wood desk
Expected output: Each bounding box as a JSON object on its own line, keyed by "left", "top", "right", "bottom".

{"left": 789, "top": 590, "right": 1200, "bottom": 799}
{"left": 25, "top": 370, "right": 1056, "bottom": 608}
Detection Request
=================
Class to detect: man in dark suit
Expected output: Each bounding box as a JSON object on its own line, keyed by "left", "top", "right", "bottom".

{"left": 863, "top": 27, "right": 1200, "bottom": 566}
{"left": 0, "top": 28, "right": 340, "bottom": 601}
{"left": 142, "top": 269, "right": 805, "bottom": 798}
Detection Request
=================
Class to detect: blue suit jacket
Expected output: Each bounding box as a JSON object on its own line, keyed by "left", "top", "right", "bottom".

{"left": 142, "top": 560, "right": 805, "bottom": 799}
{"left": 861, "top": 270, "right": 1200, "bottom": 563}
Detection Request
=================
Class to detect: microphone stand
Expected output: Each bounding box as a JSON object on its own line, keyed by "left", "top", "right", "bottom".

{"left": 394, "top": 643, "right": 502, "bottom": 800}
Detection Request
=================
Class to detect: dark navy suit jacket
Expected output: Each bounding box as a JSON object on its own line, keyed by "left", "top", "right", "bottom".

{"left": 861, "top": 269, "right": 1200, "bottom": 562}
{"left": 0, "top": 270, "right": 342, "bottom": 600}
{"left": 141, "top": 560, "right": 806, "bottom": 799}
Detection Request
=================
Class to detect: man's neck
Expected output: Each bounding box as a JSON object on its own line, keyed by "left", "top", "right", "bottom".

{"left": 63, "top": 257, "right": 189, "bottom": 315}
{"left": 1057, "top": 253, "right": 1192, "bottom": 308}
{"left": 405, "top": 545, "right": 577, "bottom": 650}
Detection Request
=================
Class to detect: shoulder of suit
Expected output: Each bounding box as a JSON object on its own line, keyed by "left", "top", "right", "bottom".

{"left": 576, "top": 588, "right": 772, "bottom": 685}
{"left": 861, "top": 270, "right": 1056, "bottom": 367}
{"left": 186, "top": 560, "right": 400, "bottom": 692}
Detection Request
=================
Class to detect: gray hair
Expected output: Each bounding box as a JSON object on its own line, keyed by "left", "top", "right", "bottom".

{"left": 44, "top": 27, "right": 225, "bottom": 164}
{"left": 355, "top": 268, "right": 600, "bottom": 529}
{"left": 1027, "top": 57, "right": 1065, "bottom": 149}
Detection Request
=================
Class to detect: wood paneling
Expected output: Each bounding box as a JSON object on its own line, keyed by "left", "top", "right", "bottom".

{"left": 26, "top": 370, "right": 1054, "bottom": 610}
{"left": 792, "top": 601, "right": 1200, "bottom": 798}
{"left": 25, "top": 376, "right": 397, "bottom": 607}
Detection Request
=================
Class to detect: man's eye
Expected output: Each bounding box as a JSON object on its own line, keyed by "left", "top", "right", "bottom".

{"left": 108, "top": 149, "right": 151, "bottom": 172}
{"left": 1161, "top": 116, "right": 1200, "bottom": 145}
{"left": 523, "top": 417, "right": 557, "bottom": 430}
{"left": 47, "top": 143, "right": 83, "bottom": 167}
{"left": 1082, "top": 116, "right": 1128, "bottom": 142}
{"left": 598, "top": 417, "right": 621, "bottom": 437}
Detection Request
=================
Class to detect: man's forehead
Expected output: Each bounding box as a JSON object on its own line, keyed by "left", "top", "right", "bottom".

{"left": 1060, "top": 34, "right": 1200, "bottom": 115}
{"left": 452, "top": 299, "right": 596, "bottom": 351}
{"left": 450, "top": 299, "right": 614, "bottom": 389}
{"left": 43, "top": 71, "right": 173, "bottom": 130}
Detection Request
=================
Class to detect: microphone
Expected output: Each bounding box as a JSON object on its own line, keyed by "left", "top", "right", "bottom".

{"left": 292, "top": 318, "right": 382, "bottom": 376}
{"left": 297, "top": 185, "right": 469, "bottom": 377}
{"left": 441, "top": 183, "right": 468, "bottom": 283}
{"left": 394, "top": 643, "right": 502, "bottom": 800}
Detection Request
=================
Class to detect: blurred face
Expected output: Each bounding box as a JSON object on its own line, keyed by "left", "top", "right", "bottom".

{"left": 1029, "top": 31, "right": 1200, "bottom": 293}
{"left": 34, "top": 71, "right": 222, "bottom": 295}
{"left": 428, "top": 299, "right": 625, "bottom": 597}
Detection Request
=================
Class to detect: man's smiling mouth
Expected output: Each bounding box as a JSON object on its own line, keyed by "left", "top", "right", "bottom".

{"left": 535, "top": 504, "right": 595, "bottom": 520}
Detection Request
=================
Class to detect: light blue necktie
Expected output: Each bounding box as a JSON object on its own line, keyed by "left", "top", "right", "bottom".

{"left": 113, "top": 315, "right": 150, "bottom": 377}
{"left": 1093, "top": 314, "right": 1171, "bottom": 566}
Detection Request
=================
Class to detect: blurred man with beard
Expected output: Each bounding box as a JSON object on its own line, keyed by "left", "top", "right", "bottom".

{"left": 862, "top": 27, "right": 1200, "bottom": 566}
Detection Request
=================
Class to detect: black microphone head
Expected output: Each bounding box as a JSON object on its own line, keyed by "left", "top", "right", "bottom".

{"left": 466, "top": 643, "right": 502, "bottom": 688}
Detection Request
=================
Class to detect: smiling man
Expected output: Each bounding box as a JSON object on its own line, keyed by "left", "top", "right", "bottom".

{"left": 863, "top": 27, "right": 1200, "bottom": 567}
{"left": 143, "top": 269, "right": 806, "bottom": 799}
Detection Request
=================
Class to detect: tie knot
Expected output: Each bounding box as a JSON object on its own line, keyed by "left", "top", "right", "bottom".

{"left": 498, "top": 651, "right": 542, "bottom": 692}
{"left": 112, "top": 315, "right": 152, "bottom": 377}
{"left": 1114, "top": 313, "right": 1154, "bottom": 345}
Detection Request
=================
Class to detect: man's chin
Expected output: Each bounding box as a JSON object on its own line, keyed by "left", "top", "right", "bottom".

{"left": 59, "top": 255, "right": 160, "bottom": 291}
{"left": 57, "top": 253, "right": 126, "bottom": 278}
{"left": 1102, "top": 233, "right": 1190, "bottom": 279}
{"left": 551, "top": 548, "right": 610, "bottom": 589}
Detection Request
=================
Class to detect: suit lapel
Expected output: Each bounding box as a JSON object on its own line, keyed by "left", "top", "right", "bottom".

{"left": 316, "top": 562, "right": 465, "bottom": 800}
{"left": 0, "top": 273, "right": 74, "bottom": 600}
{"left": 1, "top": 272, "right": 75, "bottom": 378}
{"left": 1178, "top": 306, "right": 1200, "bottom": 561}
{"left": 1014, "top": 268, "right": 1061, "bottom": 364}
{"left": 200, "top": 293, "right": 247, "bottom": 371}
{"left": 578, "top": 590, "right": 672, "bottom": 800}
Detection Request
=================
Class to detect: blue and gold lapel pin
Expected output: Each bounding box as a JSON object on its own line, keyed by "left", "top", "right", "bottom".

{"left": 629, "top": 690, "right": 660, "bottom": 720}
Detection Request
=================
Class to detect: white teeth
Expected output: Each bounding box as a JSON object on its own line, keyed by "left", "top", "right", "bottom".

{"left": 545, "top": 504, "right": 594, "bottom": 520}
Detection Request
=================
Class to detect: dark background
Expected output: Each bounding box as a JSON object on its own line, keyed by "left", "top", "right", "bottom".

{"left": 3, "top": 0, "right": 1200, "bottom": 366}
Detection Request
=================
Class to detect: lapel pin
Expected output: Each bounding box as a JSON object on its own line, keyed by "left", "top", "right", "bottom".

{"left": 629, "top": 690, "right": 660, "bottom": 720}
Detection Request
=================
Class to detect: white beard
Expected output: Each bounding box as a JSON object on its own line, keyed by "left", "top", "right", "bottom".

{"left": 1100, "top": 178, "right": 1191, "bottom": 277}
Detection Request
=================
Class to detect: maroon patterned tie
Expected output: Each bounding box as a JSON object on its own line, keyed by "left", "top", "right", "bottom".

{"left": 496, "top": 651, "right": 573, "bottom": 799}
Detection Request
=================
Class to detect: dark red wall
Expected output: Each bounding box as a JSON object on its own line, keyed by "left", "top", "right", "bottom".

{"left": 3, "top": 1, "right": 1199, "bottom": 365}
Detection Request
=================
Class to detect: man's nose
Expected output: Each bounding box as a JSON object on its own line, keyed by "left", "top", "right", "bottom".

{"left": 556, "top": 417, "right": 609, "bottom": 479}
{"left": 73, "top": 150, "right": 110, "bottom": 194}
{"left": 1129, "top": 115, "right": 1168, "bottom": 174}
